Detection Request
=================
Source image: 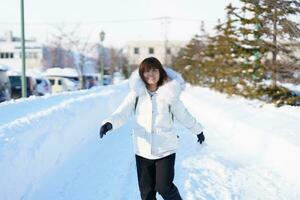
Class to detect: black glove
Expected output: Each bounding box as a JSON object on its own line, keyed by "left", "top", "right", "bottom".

{"left": 197, "top": 132, "right": 205, "bottom": 144}
{"left": 99, "top": 122, "right": 113, "bottom": 139}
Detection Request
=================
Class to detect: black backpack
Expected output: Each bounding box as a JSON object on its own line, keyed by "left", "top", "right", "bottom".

{"left": 134, "top": 97, "right": 174, "bottom": 121}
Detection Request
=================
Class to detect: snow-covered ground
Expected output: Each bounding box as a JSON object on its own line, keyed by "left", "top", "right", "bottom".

{"left": 264, "top": 80, "right": 300, "bottom": 95}
{"left": 281, "top": 82, "right": 300, "bottom": 95}
{"left": 0, "top": 81, "right": 299, "bottom": 200}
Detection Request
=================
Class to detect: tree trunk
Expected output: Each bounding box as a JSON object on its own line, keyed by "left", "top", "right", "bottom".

{"left": 272, "top": 6, "right": 278, "bottom": 87}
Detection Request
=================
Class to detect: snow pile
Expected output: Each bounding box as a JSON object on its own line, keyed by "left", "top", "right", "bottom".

{"left": 281, "top": 82, "right": 300, "bottom": 95}
{"left": 0, "top": 85, "right": 126, "bottom": 200}
{"left": 178, "top": 86, "right": 300, "bottom": 199}
{"left": 264, "top": 80, "right": 300, "bottom": 95}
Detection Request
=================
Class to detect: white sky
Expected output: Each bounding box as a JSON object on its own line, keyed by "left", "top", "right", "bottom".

{"left": 0, "top": 0, "right": 241, "bottom": 47}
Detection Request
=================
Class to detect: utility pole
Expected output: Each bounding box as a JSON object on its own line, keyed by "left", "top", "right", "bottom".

{"left": 161, "top": 17, "right": 171, "bottom": 66}
{"left": 99, "top": 30, "right": 105, "bottom": 86}
{"left": 20, "top": 0, "right": 27, "bottom": 97}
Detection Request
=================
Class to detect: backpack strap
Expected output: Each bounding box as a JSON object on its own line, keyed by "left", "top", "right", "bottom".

{"left": 168, "top": 105, "right": 174, "bottom": 122}
{"left": 134, "top": 96, "right": 139, "bottom": 114}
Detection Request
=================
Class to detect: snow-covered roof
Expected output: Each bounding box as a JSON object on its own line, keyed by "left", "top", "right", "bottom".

{"left": 83, "top": 73, "right": 100, "bottom": 76}
{"left": 6, "top": 69, "right": 40, "bottom": 77}
{"left": 6, "top": 70, "right": 21, "bottom": 76}
{"left": 42, "top": 67, "right": 79, "bottom": 77}
{"left": 0, "top": 64, "right": 10, "bottom": 71}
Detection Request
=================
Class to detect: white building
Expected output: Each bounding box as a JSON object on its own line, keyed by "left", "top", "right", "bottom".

{"left": 0, "top": 31, "right": 99, "bottom": 74}
{"left": 0, "top": 31, "right": 44, "bottom": 71}
{"left": 126, "top": 40, "right": 187, "bottom": 67}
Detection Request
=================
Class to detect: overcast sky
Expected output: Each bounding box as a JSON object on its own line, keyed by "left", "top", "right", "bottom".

{"left": 0, "top": 0, "right": 241, "bottom": 47}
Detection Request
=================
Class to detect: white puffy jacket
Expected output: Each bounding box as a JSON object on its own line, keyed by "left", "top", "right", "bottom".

{"left": 102, "top": 68, "right": 204, "bottom": 159}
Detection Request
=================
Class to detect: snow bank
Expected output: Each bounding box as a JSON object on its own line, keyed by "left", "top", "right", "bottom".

{"left": 0, "top": 84, "right": 128, "bottom": 200}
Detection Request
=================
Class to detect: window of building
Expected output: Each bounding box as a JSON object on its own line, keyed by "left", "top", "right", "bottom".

{"left": 134, "top": 47, "right": 139, "bottom": 54}
{"left": 149, "top": 47, "right": 154, "bottom": 54}
{"left": 166, "top": 48, "right": 171, "bottom": 54}
{"left": 0, "top": 52, "right": 14, "bottom": 59}
{"left": 33, "top": 52, "right": 38, "bottom": 59}
{"left": 19, "top": 52, "right": 36, "bottom": 59}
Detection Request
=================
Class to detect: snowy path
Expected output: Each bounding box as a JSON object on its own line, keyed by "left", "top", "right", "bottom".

{"left": 1, "top": 82, "right": 299, "bottom": 200}
{"left": 27, "top": 124, "right": 142, "bottom": 200}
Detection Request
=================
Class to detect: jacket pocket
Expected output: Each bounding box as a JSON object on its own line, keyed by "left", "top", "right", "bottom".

{"left": 152, "top": 129, "right": 178, "bottom": 155}
{"left": 132, "top": 127, "right": 150, "bottom": 154}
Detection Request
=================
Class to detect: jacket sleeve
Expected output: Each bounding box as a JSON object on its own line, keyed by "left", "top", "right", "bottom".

{"left": 171, "top": 98, "right": 204, "bottom": 135}
{"left": 101, "top": 91, "right": 136, "bottom": 130}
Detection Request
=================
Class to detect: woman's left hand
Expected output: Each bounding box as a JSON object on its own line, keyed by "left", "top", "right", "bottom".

{"left": 197, "top": 132, "right": 205, "bottom": 144}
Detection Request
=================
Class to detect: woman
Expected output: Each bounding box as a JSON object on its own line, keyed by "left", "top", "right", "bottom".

{"left": 100, "top": 57, "right": 205, "bottom": 200}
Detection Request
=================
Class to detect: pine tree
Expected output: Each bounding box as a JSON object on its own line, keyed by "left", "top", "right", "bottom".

{"left": 171, "top": 0, "right": 300, "bottom": 106}
{"left": 237, "top": 0, "right": 300, "bottom": 86}
{"left": 260, "top": 0, "right": 300, "bottom": 86}
{"left": 172, "top": 22, "right": 208, "bottom": 85}
{"left": 232, "top": 0, "right": 300, "bottom": 105}
{"left": 231, "top": 0, "right": 267, "bottom": 97}
{"left": 204, "top": 4, "right": 242, "bottom": 94}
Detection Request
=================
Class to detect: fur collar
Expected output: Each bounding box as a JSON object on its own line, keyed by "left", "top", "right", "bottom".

{"left": 129, "top": 67, "right": 185, "bottom": 104}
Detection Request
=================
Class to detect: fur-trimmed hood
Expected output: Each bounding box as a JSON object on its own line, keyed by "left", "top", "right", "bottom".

{"left": 129, "top": 67, "right": 185, "bottom": 104}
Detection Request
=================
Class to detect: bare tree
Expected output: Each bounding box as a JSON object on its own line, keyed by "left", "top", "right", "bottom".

{"left": 106, "top": 47, "right": 128, "bottom": 81}
{"left": 47, "top": 24, "right": 98, "bottom": 89}
{"left": 43, "top": 28, "right": 76, "bottom": 69}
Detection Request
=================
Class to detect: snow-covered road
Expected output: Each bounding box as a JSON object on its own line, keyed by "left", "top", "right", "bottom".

{"left": 1, "top": 81, "right": 299, "bottom": 200}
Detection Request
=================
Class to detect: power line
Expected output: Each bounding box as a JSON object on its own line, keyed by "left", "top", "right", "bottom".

{"left": 0, "top": 17, "right": 219, "bottom": 26}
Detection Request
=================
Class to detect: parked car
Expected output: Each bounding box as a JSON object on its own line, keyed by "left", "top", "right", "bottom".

{"left": 83, "top": 74, "right": 99, "bottom": 89}
{"left": 0, "top": 68, "right": 11, "bottom": 102}
{"left": 103, "top": 75, "right": 112, "bottom": 85}
{"left": 42, "top": 67, "right": 80, "bottom": 89}
{"left": 36, "top": 77, "right": 52, "bottom": 95}
{"left": 8, "top": 75, "right": 38, "bottom": 99}
{"left": 62, "top": 76, "right": 80, "bottom": 90}
{"left": 112, "top": 72, "right": 124, "bottom": 84}
{"left": 46, "top": 76, "right": 77, "bottom": 93}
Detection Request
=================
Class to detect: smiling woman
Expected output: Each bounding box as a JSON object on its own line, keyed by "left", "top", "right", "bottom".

{"left": 99, "top": 57, "right": 205, "bottom": 200}
{"left": 139, "top": 57, "right": 168, "bottom": 92}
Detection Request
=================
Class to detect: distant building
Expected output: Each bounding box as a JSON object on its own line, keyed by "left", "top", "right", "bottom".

{"left": 126, "top": 40, "right": 187, "bottom": 68}
{"left": 0, "top": 31, "right": 98, "bottom": 74}
{"left": 0, "top": 31, "right": 44, "bottom": 70}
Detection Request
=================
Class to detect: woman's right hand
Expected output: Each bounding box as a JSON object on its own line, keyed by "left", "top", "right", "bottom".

{"left": 99, "top": 122, "right": 113, "bottom": 139}
{"left": 197, "top": 132, "right": 205, "bottom": 144}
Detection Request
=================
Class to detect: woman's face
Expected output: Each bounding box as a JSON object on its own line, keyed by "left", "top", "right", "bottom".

{"left": 143, "top": 68, "right": 160, "bottom": 86}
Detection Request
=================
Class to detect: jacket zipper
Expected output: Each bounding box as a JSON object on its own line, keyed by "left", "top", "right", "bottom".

{"left": 149, "top": 93, "right": 154, "bottom": 154}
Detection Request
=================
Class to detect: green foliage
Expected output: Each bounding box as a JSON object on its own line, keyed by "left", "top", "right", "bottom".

{"left": 171, "top": 0, "right": 300, "bottom": 106}
{"left": 172, "top": 35, "right": 207, "bottom": 85}
{"left": 255, "top": 85, "right": 300, "bottom": 106}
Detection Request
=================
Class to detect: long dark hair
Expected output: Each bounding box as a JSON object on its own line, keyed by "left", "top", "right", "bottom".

{"left": 139, "top": 57, "right": 168, "bottom": 88}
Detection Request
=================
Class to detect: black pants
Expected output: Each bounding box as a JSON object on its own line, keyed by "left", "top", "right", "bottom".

{"left": 135, "top": 153, "right": 182, "bottom": 200}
